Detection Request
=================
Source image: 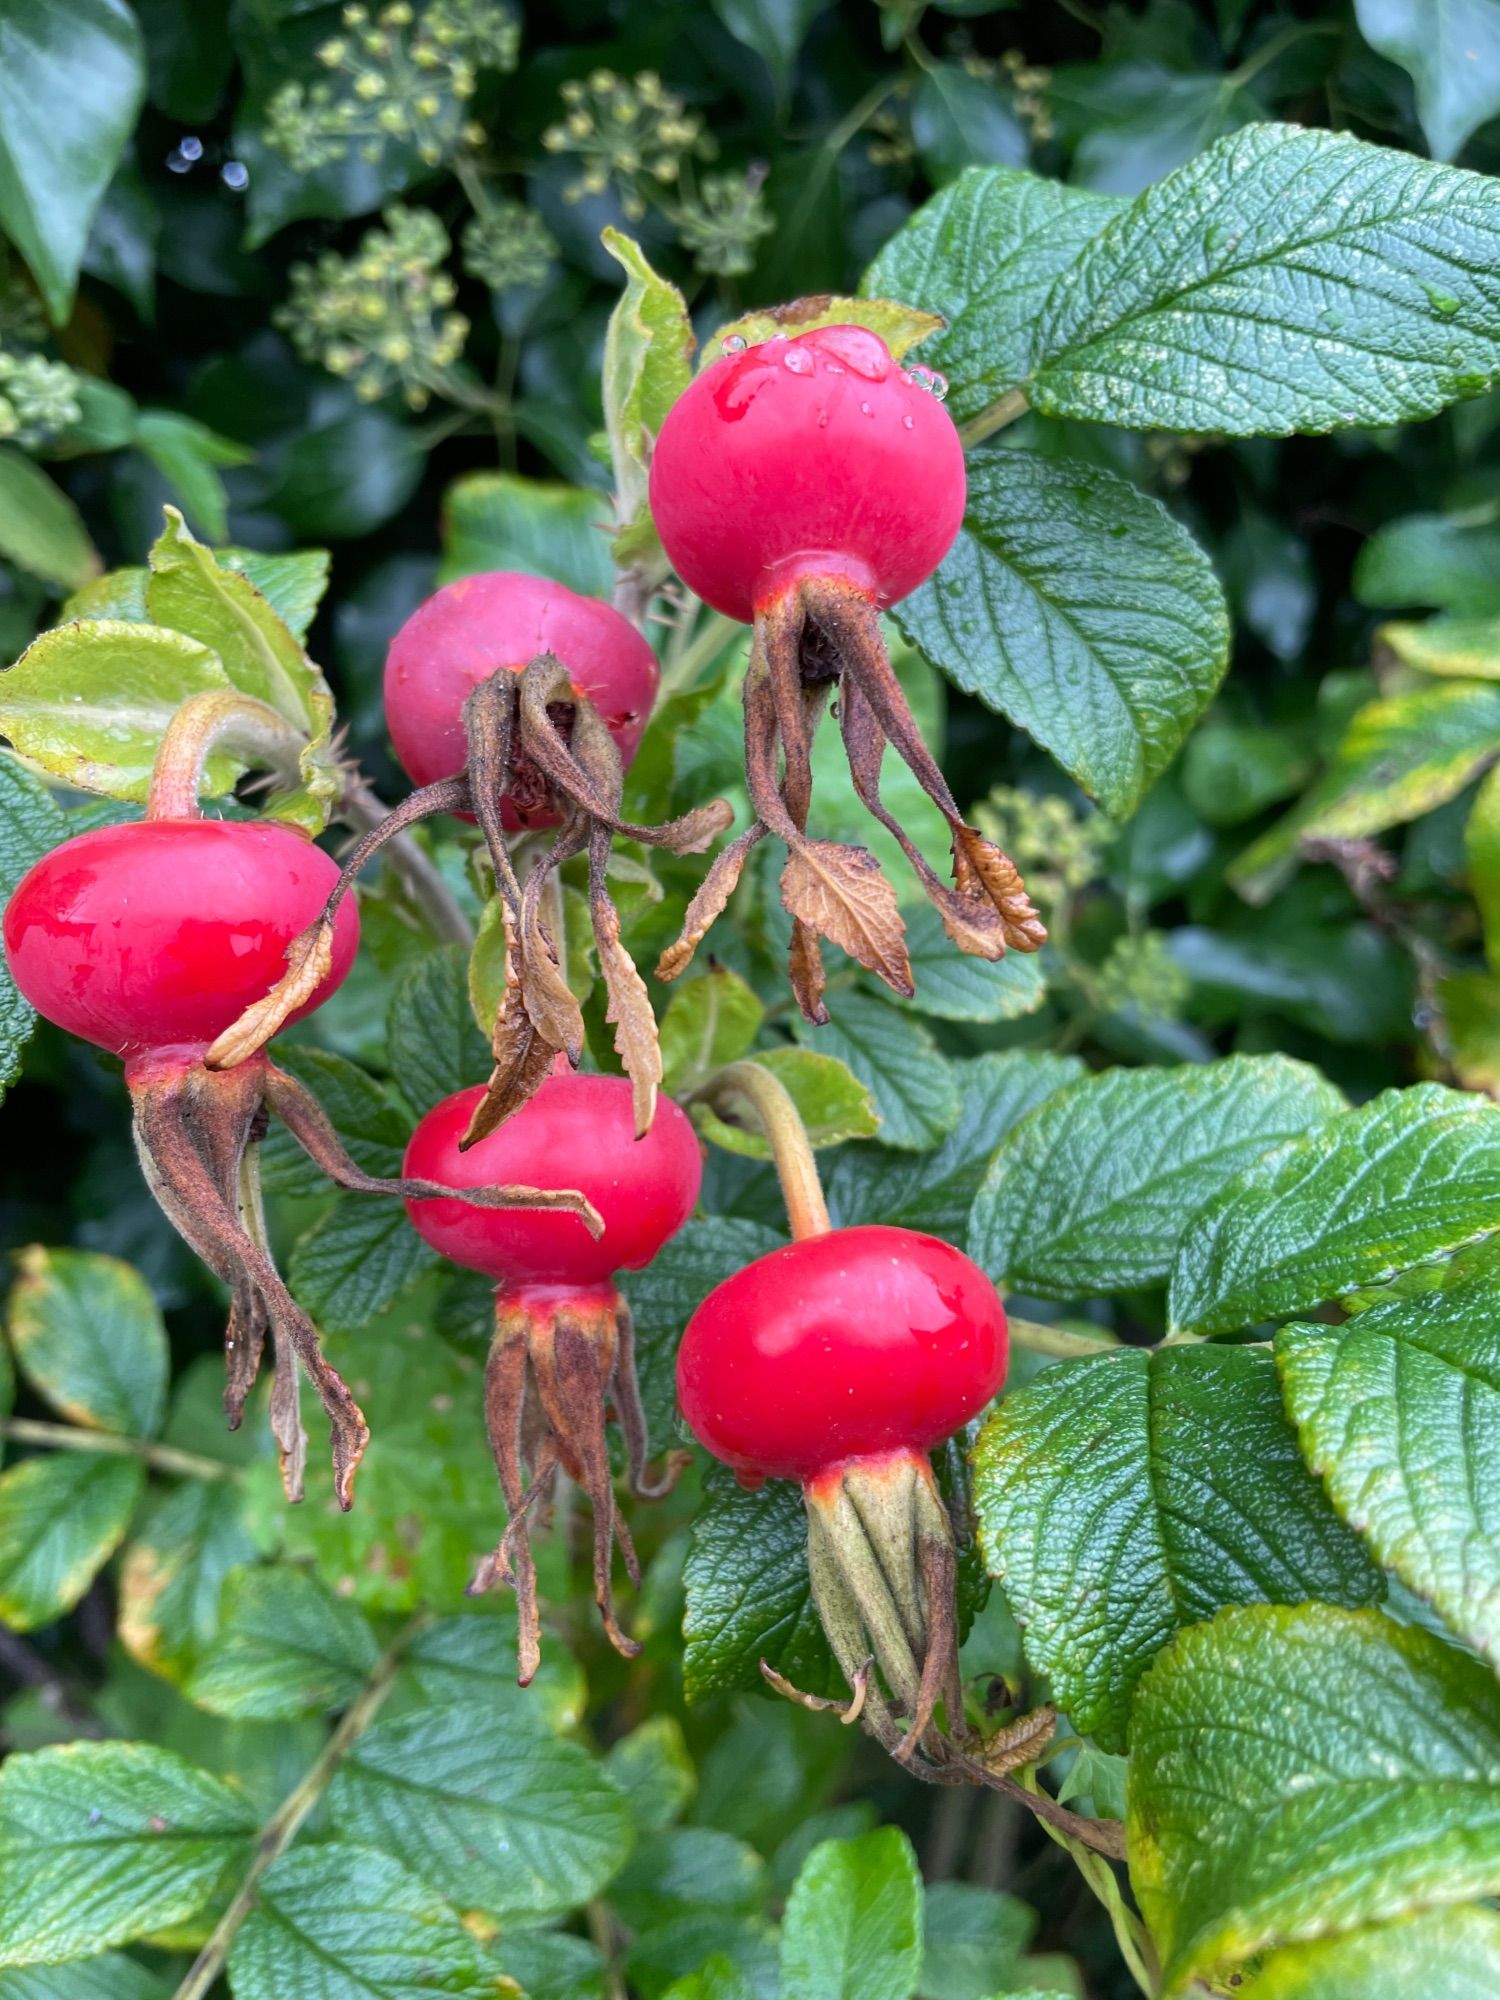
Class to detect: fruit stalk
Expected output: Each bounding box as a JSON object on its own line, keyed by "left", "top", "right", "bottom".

{"left": 692, "top": 1059, "right": 830, "bottom": 1240}
{"left": 145, "top": 688, "right": 308, "bottom": 822}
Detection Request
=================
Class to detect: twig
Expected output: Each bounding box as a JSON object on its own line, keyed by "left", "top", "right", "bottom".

{"left": 170, "top": 1609, "right": 434, "bottom": 2000}
{"left": 959, "top": 389, "right": 1028, "bottom": 449}
{"left": 0, "top": 1418, "right": 238, "bottom": 1485}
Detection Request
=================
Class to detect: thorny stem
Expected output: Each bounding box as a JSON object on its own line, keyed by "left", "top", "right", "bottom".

{"left": 146, "top": 690, "right": 307, "bottom": 822}
{"left": 340, "top": 775, "right": 475, "bottom": 947}
{"left": 693, "top": 1060, "right": 830, "bottom": 1240}
{"left": 0, "top": 1418, "right": 239, "bottom": 1485}
{"left": 958, "top": 389, "right": 1028, "bottom": 450}
{"left": 170, "top": 1609, "right": 434, "bottom": 2000}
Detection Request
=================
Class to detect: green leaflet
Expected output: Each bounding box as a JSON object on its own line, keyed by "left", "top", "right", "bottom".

{"left": 0, "top": 1453, "right": 144, "bottom": 1631}
{"left": 791, "top": 989, "right": 957, "bottom": 1151}
{"left": 1128, "top": 1604, "right": 1500, "bottom": 1994}
{"left": 970, "top": 1054, "right": 1345, "bottom": 1298}
{"left": 1278, "top": 1266, "right": 1500, "bottom": 1665}
{"left": 7, "top": 1245, "right": 168, "bottom": 1438}
{"left": 1169, "top": 1082, "right": 1500, "bottom": 1334}
{"left": 974, "top": 1345, "right": 1382, "bottom": 1749}
{"left": 185, "top": 1565, "right": 379, "bottom": 1719}
{"left": 779, "top": 1830, "right": 923, "bottom": 2000}
{"left": 897, "top": 453, "right": 1228, "bottom": 819}
{"left": 439, "top": 469, "right": 615, "bottom": 599}
{"left": 1030, "top": 124, "right": 1500, "bottom": 434}
{"left": 0, "top": 756, "right": 63, "bottom": 1102}
{"left": 601, "top": 230, "right": 694, "bottom": 565}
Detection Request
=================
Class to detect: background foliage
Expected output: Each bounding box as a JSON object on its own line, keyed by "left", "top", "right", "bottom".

{"left": 5, "top": 1, "right": 1500, "bottom": 1996}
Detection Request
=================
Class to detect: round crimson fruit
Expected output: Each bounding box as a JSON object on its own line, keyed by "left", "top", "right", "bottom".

{"left": 648, "top": 325, "right": 966, "bottom": 623}
{"left": 3, "top": 818, "right": 360, "bottom": 1058}
{"left": 677, "top": 1223, "right": 1007, "bottom": 1484}
{"left": 383, "top": 569, "right": 660, "bottom": 818}
{"left": 404, "top": 1070, "right": 702, "bottom": 1289}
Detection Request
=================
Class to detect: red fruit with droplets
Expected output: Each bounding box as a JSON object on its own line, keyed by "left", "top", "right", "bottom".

{"left": 648, "top": 325, "right": 966, "bottom": 623}
{"left": 2, "top": 818, "right": 360, "bottom": 1057}
{"left": 403, "top": 1071, "right": 702, "bottom": 1286}
{"left": 383, "top": 569, "right": 661, "bottom": 826}
{"left": 677, "top": 1223, "right": 1006, "bottom": 1483}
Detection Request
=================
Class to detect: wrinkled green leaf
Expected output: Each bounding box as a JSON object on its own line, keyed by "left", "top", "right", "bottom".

{"left": 887, "top": 902, "right": 1047, "bottom": 1023}
{"left": 1169, "top": 1083, "right": 1500, "bottom": 1334}
{"left": 975, "top": 1345, "right": 1382, "bottom": 1749}
{"left": 0, "top": 755, "right": 63, "bottom": 1101}
{"left": 387, "top": 945, "right": 490, "bottom": 1114}
{"left": 440, "top": 470, "right": 614, "bottom": 600}
{"left": 289, "top": 1197, "right": 437, "bottom": 1335}
{"left": 1128, "top": 1604, "right": 1500, "bottom": 1993}
{"left": 898, "top": 454, "right": 1229, "bottom": 818}
{"left": 186, "top": 1564, "right": 378, "bottom": 1718}
{"left": 791, "top": 990, "right": 956, "bottom": 1151}
{"left": 970, "top": 1056, "right": 1346, "bottom": 1297}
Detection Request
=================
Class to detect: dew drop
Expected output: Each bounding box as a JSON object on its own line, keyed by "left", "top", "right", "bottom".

{"left": 902, "top": 414, "right": 914, "bottom": 429}
{"left": 782, "top": 345, "right": 814, "bottom": 374}
{"left": 823, "top": 360, "right": 846, "bottom": 374}
{"left": 859, "top": 399, "right": 874, "bottom": 417}
{"left": 815, "top": 325, "right": 891, "bottom": 380}
{"left": 929, "top": 371, "right": 949, "bottom": 402}
{"left": 721, "top": 333, "right": 748, "bottom": 354}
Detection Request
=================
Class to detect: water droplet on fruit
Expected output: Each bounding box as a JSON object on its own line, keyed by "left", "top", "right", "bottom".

{"left": 859, "top": 400, "right": 874, "bottom": 416}
{"left": 721, "top": 333, "right": 748, "bottom": 354}
{"left": 782, "top": 346, "right": 814, "bottom": 374}
{"left": 815, "top": 325, "right": 891, "bottom": 380}
{"left": 823, "top": 360, "right": 846, "bottom": 374}
{"left": 929, "top": 372, "right": 949, "bottom": 401}
{"left": 907, "top": 365, "right": 938, "bottom": 394}
{"left": 902, "top": 414, "right": 914, "bottom": 429}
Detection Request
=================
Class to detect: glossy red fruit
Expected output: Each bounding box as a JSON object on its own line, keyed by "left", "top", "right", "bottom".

{"left": 3, "top": 818, "right": 359, "bottom": 1057}
{"left": 648, "top": 325, "right": 966, "bottom": 623}
{"left": 677, "top": 1223, "right": 1006, "bottom": 1483}
{"left": 383, "top": 570, "right": 661, "bottom": 823}
{"left": 404, "top": 1071, "right": 702, "bottom": 1288}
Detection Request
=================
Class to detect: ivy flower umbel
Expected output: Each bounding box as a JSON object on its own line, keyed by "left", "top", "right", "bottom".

{"left": 263, "top": 0, "right": 518, "bottom": 173}
{"left": 1094, "top": 931, "right": 1191, "bottom": 1019}
{"left": 542, "top": 70, "right": 707, "bottom": 221}
{"left": 0, "top": 351, "right": 82, "bottom": 449}
{"left": 277, "top": 207, "right": 468, "bottom": 410}
{"left": 674, "top": 171, "right": 774, "bottom": 278}
{"left": 973, "top": 785, "right": 1113, "bottom": 915}
{"left": 461, "top": 198, "right": 558, "bottom": 294}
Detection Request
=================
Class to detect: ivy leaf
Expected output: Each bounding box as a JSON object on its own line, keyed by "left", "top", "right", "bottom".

{"left": 289, "top": 1197, "right": 437, "bottom": 1334}
{"left": 0, "top": 620, "right": 232, "bottom": 802}
{"left": 1354, "top": 506, "right": 1500, "bottom": 617}
{"left": 326, "top": 1705, "right": 633, "bottom": 1922}
{"left": 0, "top": 449, "right": 99, "bottom": 589}
{"left": 7, "top": 1245, "right": 169, "bottom": 1437}
{"left": 969, "top": 1056, "right": 1346, "bottom": 1298}
{"left": 118, "top": 1480, "right": 257, "bottom": 1686}
{"left": 1169, "top": 1083, "right": 1500, "bottom": 1335}
{"left": 0, "top": 1740, "right": 254, "bottom": 1968}
{"left": 683, "top": 1462, "right": 842, "bottom": 1705}
{"left": 185, "top": 1565, "right": 379, "bottom": 1719}
{"left": 1029, "top": 125, "right": 1500, "bottom": 434}
{"left": 1127, "top": 1604, "right": 1500, "bottom": 1994}
{"left": 974, "top": 1345, "right": 1384, "bottom": 1750}
{"left": 440, "top": 470, "right": 614, "bottom": 600}
{"left": 602, "top": 231, "right": 695, "bottom": 567}
{"left": 0, "top": 1454, "right": 144, "bottom": 1631}
{"left": 780, "top": 1830, "right": 923, "bottom": 2000}
{"left": 1277, "top": 1265, "right": 1500, "bottom": 1666}
{"left": 0, "top": 0, "right": 146, "bottom": 322}
{"left": 824, "top": 1050, "right": 1084, "bottom": 1240}
{"left": 387, "top": 945, "right": 491, "bottom": 1114}
{"left": 1231, "top": 681, "right": 1500, "bottom": 902}
{"left": 692, "top": 1048, "right": 878, "bottom": 1159}
{"left": 897, "top": 454, "right": 1228, "bottom": 819}
{"left": 133, "top": 415, "right": 253, "bottom": 546}
{"left": 0, "top": 756, "right": 63, "bottom": 1102}
{"left": 708, "top": 0, "right": 828, "bottom": 102}
{"left": 229, "top": 1842, "right": 506, "bottom": 1998}
{"left": 1230, "top": 1904, "right": 1500, "bottom": 2000}
{"left": 1354, "top": 0, "right": 1500, "bottom": 162}
{"left": 791, "top": 990, "right": 957, "bottom": 1151}
{"left": 860, "top": 167, "right": 1120, "bottom": 425}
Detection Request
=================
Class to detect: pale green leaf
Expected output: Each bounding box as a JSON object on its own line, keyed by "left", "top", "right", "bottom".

{"left": 0, "top": 619, "right": 232, "bottom": 801}
{"left": 326, "top": 1706, "right": 632, "bottom": 1921}
{"left": 1383, "top": 614, "right": 1500, "bottom": 679}
{"left": 660, "top": 967, "right": 765, "bottom": 1097}
{"left": 0, "top": 0, "right": 145, "bottom": 321}
{"left": 709, "top": 297, "right": 944, "bottom": 369}
{"left": 860, "top": 167, "right": 1120, "bottom": 425}
{"left": 606, "top": 1716, "right": 696, "bottom": 1835}
{"left": 1127, "top": 1604, "right": 1500, "bottom": 1993}
{"left": 7, "top": 1244, "right": 169, "bottom": 1436}
{"left": 1030, "top": 125, "right": 1500, "bottom": 433}
{"left": 1277, "top": 1264, "right": 1500, "bottom": 1665}
{"left": 693, "top": 1047, "right": 878, "bottom": 1158}
{"left": 897, "top": 453, "right": 1229, "bottom": 819}
{"left": 974, "top": 1345, "right": 1383, "bottom": 1749}
{"left": 439, "top": 470, "right": 614, "bottom": 599}
{"left": 601, "top": 231, "right": 694, "bottom": 561}
{"left": 780, "top": 1829, "right": 923, "bottom": 2000}
{"left": 0, "top": 1453, "right": 144, "bottom": 1630}
{"left": 0, "top": 448, "right": 99, "bottom": 589}
{"left": 0, "top": 1740, "right": 253, "bottom": 1967}
{"left": 1235, "top": 1904, "right": 1500, "bottom": 2000}
{"left": 1169, "top": 1082, "right": 1500, "bottom": 1334}
{"left": 1354, "top": 0, "right": 1500, "bottom": 161}
{"left": 970, "top": 1056, "right": 1346, "bottom": 1297}
{"left": 186, "top": 1564, "right": 379, "bottom": 1718}
{"left": 1355, "top": 505, "right": 1500, "bottom": 617}
{"left": 1468, "top": 761, "right": 1500, "bottom": 970}
{"left": 118, "top": 1480, "right": 257, "bottom": 1686}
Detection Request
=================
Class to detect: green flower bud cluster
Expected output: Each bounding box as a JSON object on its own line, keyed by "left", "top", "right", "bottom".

{"left": 672, "top": 172, "right": 774, "bottom": 278}
{"left": 0, "top": 350, "right": 82, "bottom": 449}
{"left": 461, "top": 198, "right": 558, "bottom": 294}
{"left": 1093, "top": 931, "right": 1191, "bottom": 1020}
{"left": 542, "top": 69, "right": 707, "bottom": 223}
{"left": 277, "top": 207, "right": 468, "bottom": 410}
{"left": 263, "top": 0, "right": 517, "bottom": 174}
{"left": 973, "top": 785, "right": 1113, "bottom": 912}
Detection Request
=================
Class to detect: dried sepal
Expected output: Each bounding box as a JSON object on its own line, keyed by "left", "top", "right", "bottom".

{"left": 589, "top": 823, "right": 663, "bottom": 1138}
{"left": 657, "top": 824, "right": 765, "bottom": 982}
